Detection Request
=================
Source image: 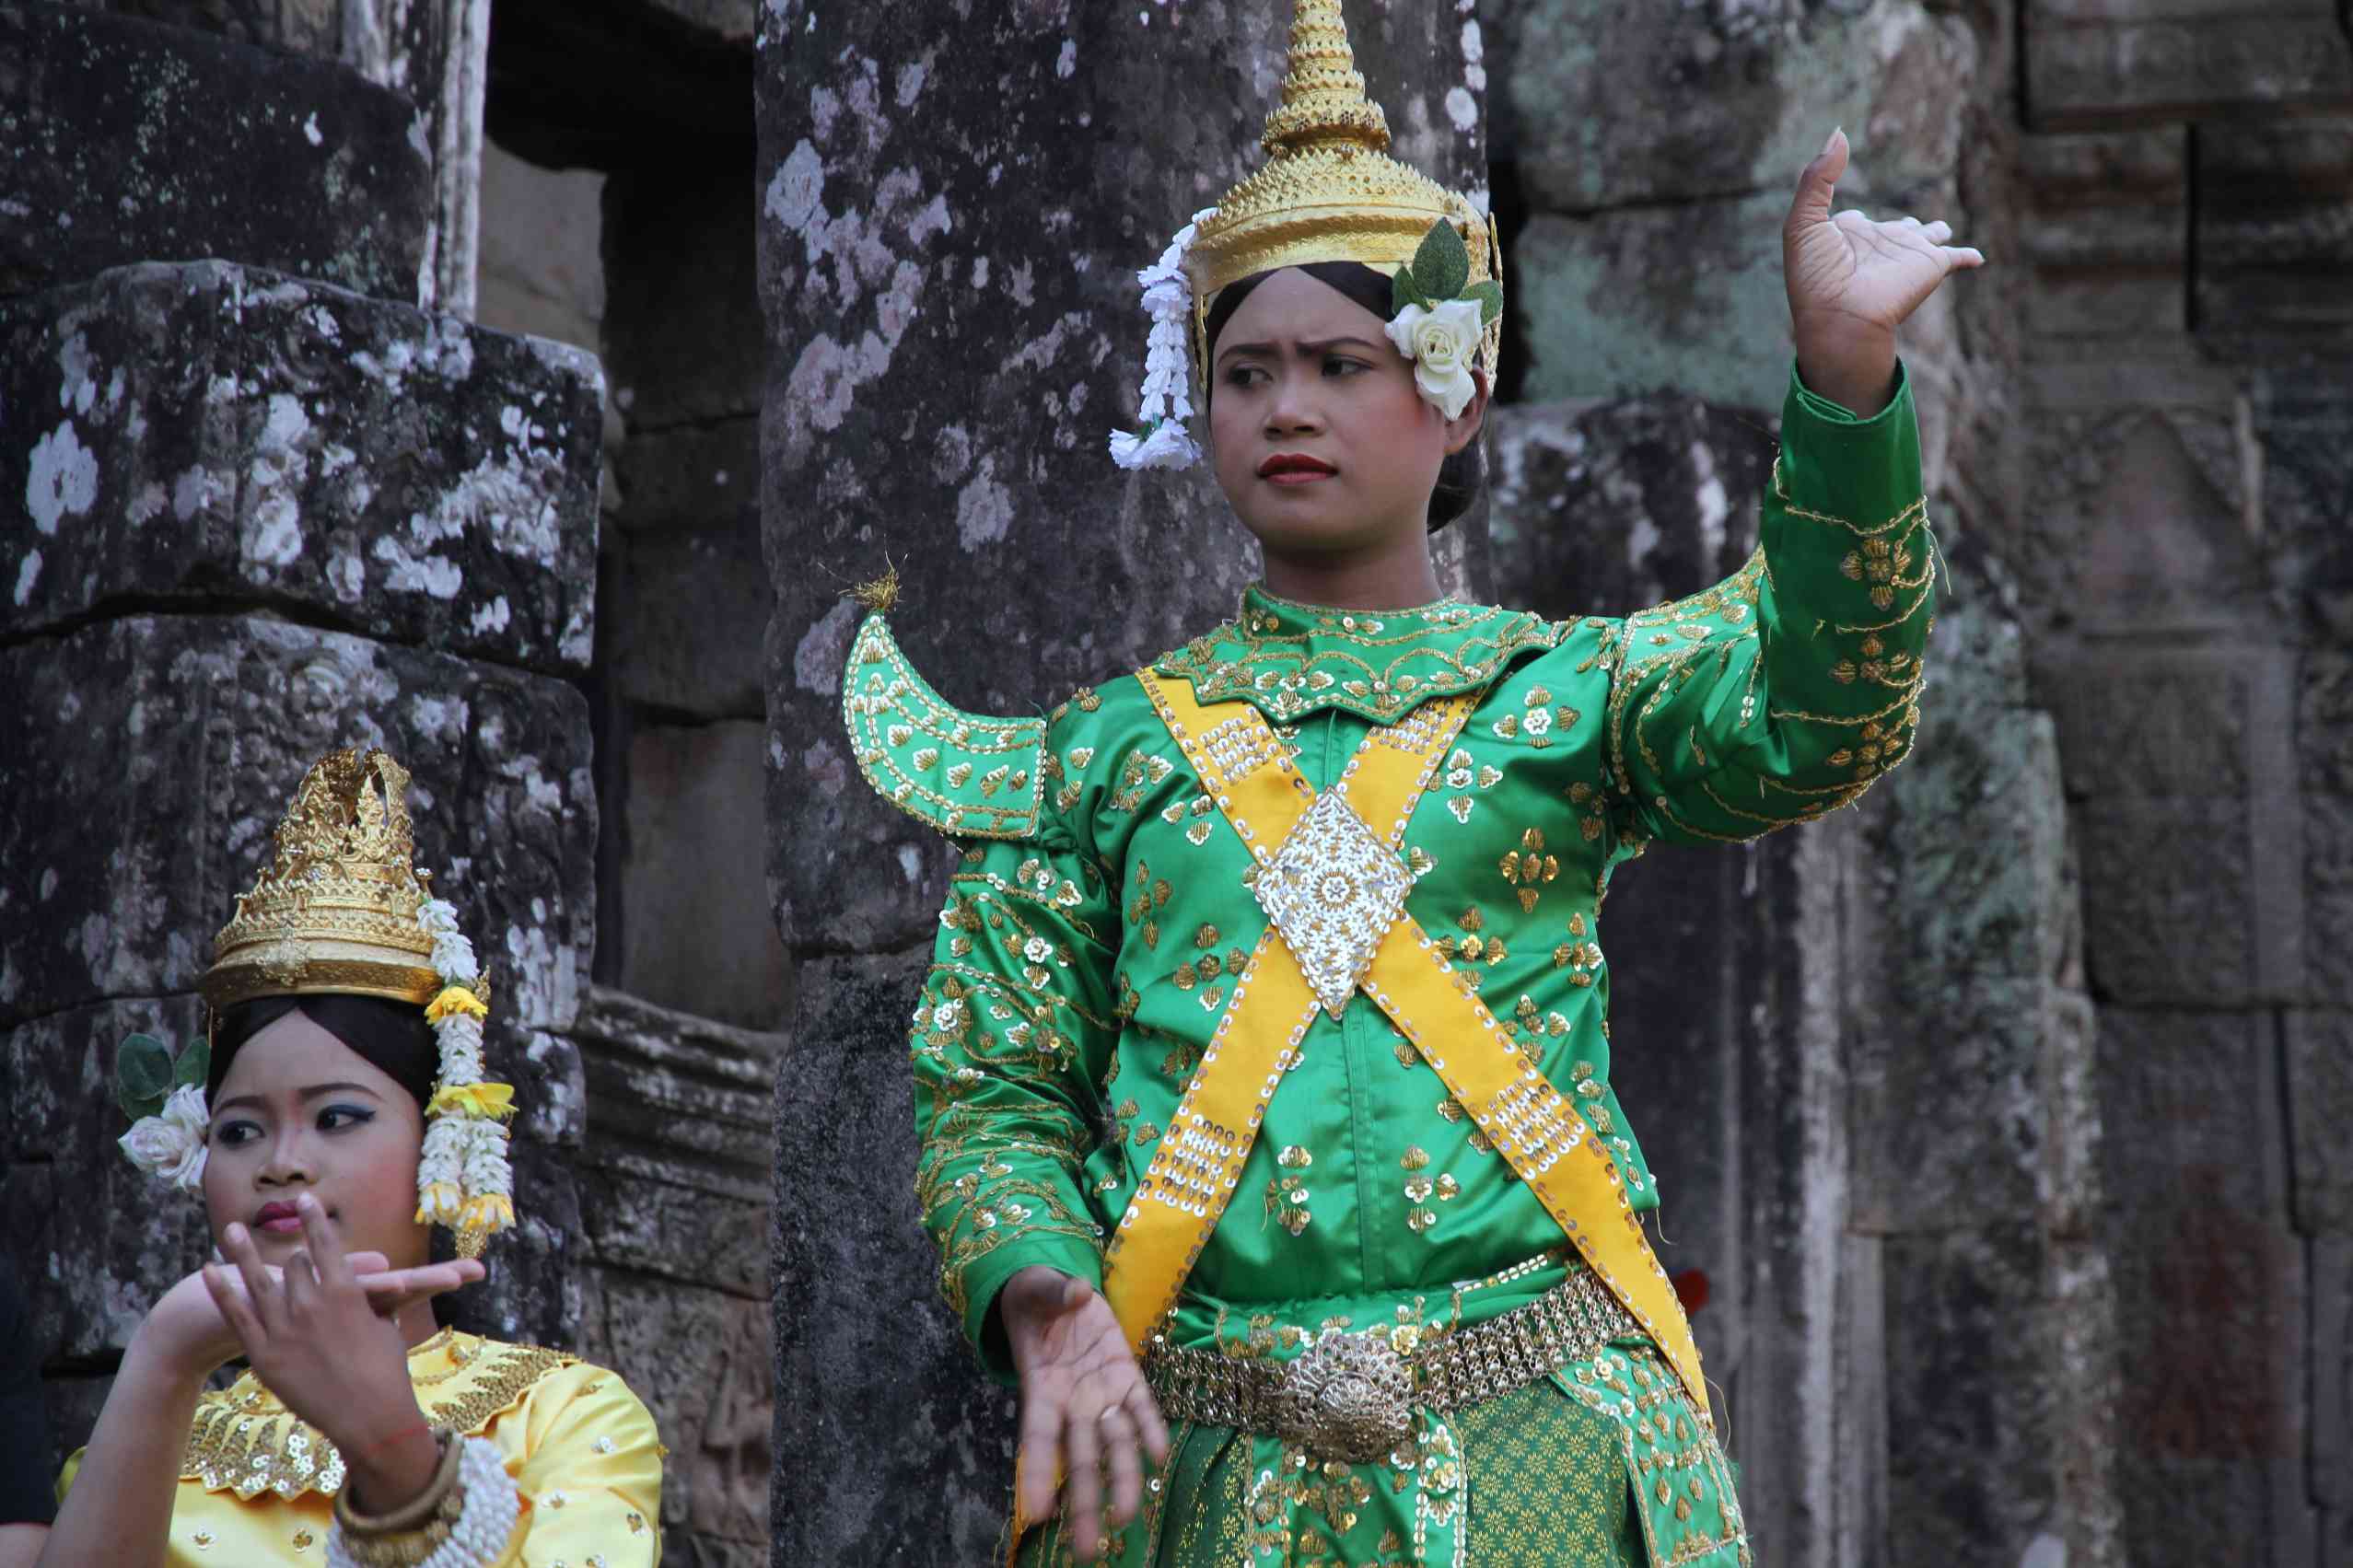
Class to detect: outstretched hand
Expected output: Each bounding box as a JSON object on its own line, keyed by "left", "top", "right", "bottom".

{"left": 1002, "top": 1266, "right": 1171, "bottom": 1562}
{"left": 1783, "top": 127, "right": 1986, "bottom": 415}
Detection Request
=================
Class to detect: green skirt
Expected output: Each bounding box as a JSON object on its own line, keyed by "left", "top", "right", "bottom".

{"left": 1018, "top": 1338, "right": 1748, "bottom": 1568}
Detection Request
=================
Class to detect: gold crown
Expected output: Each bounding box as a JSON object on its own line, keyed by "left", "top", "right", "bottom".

{"left": 1185, "top": 0, "right": 1501, "bottom": 322}
{"left": 202, "top": 749, "right": 440, "bottom": 1012}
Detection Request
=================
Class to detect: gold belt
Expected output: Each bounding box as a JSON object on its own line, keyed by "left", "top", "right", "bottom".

{"left": 1144, "top": 1265, "right": 1640, "bottom": 1463}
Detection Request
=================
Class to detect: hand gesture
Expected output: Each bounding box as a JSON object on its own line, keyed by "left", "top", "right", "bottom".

{"left": 1003, "top": 1267, "right": 1171, "bottom": 1562}
{"left": 1783, "top": 127, "right": 1985, "bottom": 414}
{"left": 143, "top": 1218, "right": 482, "bottom": 1382}
{"left": 205, "top": 1194, "right": 482, "bottom": 1510}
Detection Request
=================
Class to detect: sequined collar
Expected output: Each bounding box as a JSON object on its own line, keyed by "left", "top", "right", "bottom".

{"left": 181, "top": 1330, "right": 572, "bottom": 1498}
{"left": 1153, "top": 585, "right": 1561, "bottom": 724}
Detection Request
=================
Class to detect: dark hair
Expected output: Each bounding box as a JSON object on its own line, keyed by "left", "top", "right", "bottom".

{"left": 208, "top": 994, "right": 439, "bottom": 1110}
{"left": 1203, "top": 259, "right": 1487, "bottom": 532}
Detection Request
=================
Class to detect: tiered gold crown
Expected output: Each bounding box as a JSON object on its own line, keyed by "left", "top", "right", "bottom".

{"left": 202, "top": 749, "right": 440, "bottom": 1011}
{"left": 1185, "top": 0, "right": 1500, "bottom": 322}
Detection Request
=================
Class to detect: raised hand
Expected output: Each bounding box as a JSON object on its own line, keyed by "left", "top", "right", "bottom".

{"left": 1002, "top": 1266, "right": 1171, "bottom": 1562}
{"left": 145, "top": 1229, "right": 480, "bottom": 1381}
{"left": 204, "top": 1194, "right": 481, "bottom": 1511}
{"left": 1782, "top": 127, "right": 1985, "bottom": 416}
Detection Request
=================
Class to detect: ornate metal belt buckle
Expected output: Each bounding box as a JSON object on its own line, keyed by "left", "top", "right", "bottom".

{"left": 1272, "top": 1330, "right": 1415, "bottom": 1462}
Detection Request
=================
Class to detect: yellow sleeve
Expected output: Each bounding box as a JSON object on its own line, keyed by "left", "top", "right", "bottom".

{"left": 54, "top": 1447, "right": 84, "bottom": 1507}
{"left": 488, "top": 1362, "right": 664, "bottom": 1565}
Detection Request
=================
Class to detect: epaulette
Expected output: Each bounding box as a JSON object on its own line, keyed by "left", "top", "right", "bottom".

{"left": 840, "top": 610, "right": 1047, "bottom": 841}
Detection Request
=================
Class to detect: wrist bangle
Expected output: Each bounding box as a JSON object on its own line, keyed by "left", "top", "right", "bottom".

{"left": 328, "top": 1436, "right": 520, "bottom": 1568}
{"left": 335, "top": 1429, "right": 461, "bottom": 1539}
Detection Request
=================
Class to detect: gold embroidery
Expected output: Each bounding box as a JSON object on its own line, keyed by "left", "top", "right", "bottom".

{"left": 181, "top": 1334, "right": 572, "bottom": 1498}
{"left": 1155, "top": 589, "right": 1562, "bottom": 726}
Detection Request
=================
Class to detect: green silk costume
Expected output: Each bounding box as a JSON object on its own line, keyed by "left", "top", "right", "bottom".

{"left": 843, "top": 364, "right": 1932, "bottom": 1566}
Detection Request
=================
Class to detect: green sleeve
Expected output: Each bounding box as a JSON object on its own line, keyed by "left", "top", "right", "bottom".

{"left": 1607, "top": 360, "right": 1933, "bottom": 845}
{"left": 909, "top": 810, "right": 1118, "bottom": 1385}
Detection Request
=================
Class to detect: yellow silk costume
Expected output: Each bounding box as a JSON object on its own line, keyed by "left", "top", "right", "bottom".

{"left": 58, "top": 1330, "right": 663, "bottom": 1565}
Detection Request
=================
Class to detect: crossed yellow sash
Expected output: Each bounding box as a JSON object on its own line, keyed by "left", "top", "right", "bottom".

{"left": 1008, "top": 671, "right": 1709, "bottom": 1559}
{"left": 1110, "top": 669, "right": 1708, "bottom": 1416}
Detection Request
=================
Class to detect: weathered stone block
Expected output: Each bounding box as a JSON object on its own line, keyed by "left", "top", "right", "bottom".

{"left": 0, "top": 5, "right": 430, "bottom": 301}
{"left": 0, "top": 615, "right": 595, "bottom": 1037}
{"left": 2287, "top": 1014, "right": 2353, "bottom": 1235}
{"left": 612, "top": 416, "right": 758, "bottom": 540}
{"left": 580, "top": 1266, "right": 771, "bottom": 1560}
{"left": 1516, "top": 195, "right": 1794, "bottom": 412}
{"left": 1881, "top": 1222, "right": 2068, "bottom": 1568}
{"left": 2025, "top": 1, "right": 2353, "bottom": 125}
{"left": 770, "top": 951, "right": 1010, "bottom": 1562}
{"left": 474, "top": 139, "right": 608, "bottom": 355}
{"left": 569, "top": 984, "right": 779, "bottom": 1296}
{"left": 2018, "top": 128, "right": 2188, "bottom": 353}
{"left": 2261, "top": 369, "right": 2353, "bottom": 641}
{"left": 2315, "top": 1236, "right": 2353, "bottom": 1521}
{"left": 1, "top": 997, "right": 213, "bottom": 1362}
{"left": 1489, "top": 395, "right": 1771, "bottom": 611}
{"left": 2097, "top": 1011, "right": 2313, "bottom": 1563}
{"left": 1494, "top": 0, "right": 1975, "bottom": 213}
{"left": 620, "top": 723, "right": 793, "bottom": 1029}
{"left": 610, "top": 517, "right": 768, "bottom": 719}
{"left": 0, "top": 261, "right": 601, "bottom": 673}
{"left": 1872, "top": 597, "right": 2068, "bottom": 985}
{"left": 2196, "top": 118, "right": 2353, "bottom": 336}
{"left": 2018, "top": 407, "right": 2265, "bottom": 631}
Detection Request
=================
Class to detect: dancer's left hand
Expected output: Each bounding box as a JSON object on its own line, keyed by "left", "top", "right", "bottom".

{"left": 1783, "top": 126, "right": 1986, "bottom": 415}
{"left": 207, "top": 1193, "right": 463, "bottom": 1513}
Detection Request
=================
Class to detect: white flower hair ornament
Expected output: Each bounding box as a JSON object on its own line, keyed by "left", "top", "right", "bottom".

{"left": 412, "top": 899, "right": 515, "bottom": 1259}
{"left": 1382, "top": 218, "right": 1503, "bottom": 423}
{"left": 1108, "top": 207, "right": 1219, "bottom": 471}
{"left": 116, "top": 1033, "right": 211, "bottom": 1192}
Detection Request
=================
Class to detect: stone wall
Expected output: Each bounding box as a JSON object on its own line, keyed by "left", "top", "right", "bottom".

{"left": 1486, "top": 0, "right": 2353, "bottom": 1562}
{"left": 474, "top": 4, "right": 779, "bottom": 1559}
{"left": 0, "top": 6, "right": 776, "bottom": 1566}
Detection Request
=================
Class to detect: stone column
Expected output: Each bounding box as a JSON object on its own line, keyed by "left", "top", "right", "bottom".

{"left": 0, "top": 0, "right": 607, "bottom": 1486}
{"left": 756, "top": 2, "right": 1485, "bottom": 1558}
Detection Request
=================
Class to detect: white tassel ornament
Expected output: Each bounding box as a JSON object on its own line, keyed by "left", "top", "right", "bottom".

{"left": 1108, "top": 207, "right": 1217, "bottom": 470}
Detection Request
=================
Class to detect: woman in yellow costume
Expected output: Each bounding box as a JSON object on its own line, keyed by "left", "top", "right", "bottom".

{"left": 838, "top": 2, "right": 1982, "bottom": 1564}
{"left": 28, "top": 748, "right": 663, "bottom": 1568}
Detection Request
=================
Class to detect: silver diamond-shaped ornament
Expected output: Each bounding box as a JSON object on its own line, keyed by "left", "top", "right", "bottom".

{"left": 1252, "top": 790, "right": 1415, "bottom": 1018}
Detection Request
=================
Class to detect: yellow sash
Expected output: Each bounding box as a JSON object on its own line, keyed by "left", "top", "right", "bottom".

{"left": 1009, "top": 671, "right": 1708, "bottom": 1561}
{"left": 1114, "top": 670, "right": 1708, "bottom": 1417}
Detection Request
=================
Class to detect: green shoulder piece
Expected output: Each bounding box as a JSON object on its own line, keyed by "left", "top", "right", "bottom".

{"left": 841, "top": 610, "right": 1048, "bottom": 841}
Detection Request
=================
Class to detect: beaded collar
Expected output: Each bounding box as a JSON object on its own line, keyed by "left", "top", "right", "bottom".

{"left": 1153, "top": 584, "right": 1561, "bottom": 725}
{"left": 181, "top": 1330, "right": 572, "bottom": 1499}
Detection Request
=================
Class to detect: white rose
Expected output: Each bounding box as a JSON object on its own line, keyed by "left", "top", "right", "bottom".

{"left": 119, "top": 1083, "right": 210, "bottom": 1191}
{"left": 1384, "top": 297, "right": 1485, "bottom": 420}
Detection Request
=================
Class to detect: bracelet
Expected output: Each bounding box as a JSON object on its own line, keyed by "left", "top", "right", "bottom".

{"left": 327, "top": 1436, "right": 521, "bottom": 1568}
{"left": 335, "top": 1428, "right": 461, "bottom": 1539}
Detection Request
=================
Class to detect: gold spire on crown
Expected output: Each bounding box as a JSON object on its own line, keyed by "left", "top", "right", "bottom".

{"left": 202, "top": 748, "right": 441, "bottom": 1012}
{"left": 1183, "top": 0, "right": 1499, "bottom": 309}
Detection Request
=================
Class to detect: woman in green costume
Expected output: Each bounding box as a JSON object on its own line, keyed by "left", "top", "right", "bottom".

{"left": 838, "top": 4, "right": 1980, "bottom": 1563}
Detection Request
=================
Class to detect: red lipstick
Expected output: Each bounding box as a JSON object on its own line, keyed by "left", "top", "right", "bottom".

{"left": 1258, "top": 452, "right": 1337, "bottom": 484}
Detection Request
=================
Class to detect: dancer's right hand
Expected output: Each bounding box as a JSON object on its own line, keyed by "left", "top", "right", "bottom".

{"left": 137, "top": 1248, "right": 483, "bottom": 1378}
{"left": 1001, "top": 1266, "right": 1171, "bottom": 1562}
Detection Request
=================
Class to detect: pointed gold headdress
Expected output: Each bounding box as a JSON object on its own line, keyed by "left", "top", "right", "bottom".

{"left": 181, "top": 747, "right": 517, "bottom": 1257}
{"left": 1109, "top": 0, "right": 1503, "bottom": 470}
{"left": 204, "top": 749, "right": 441, "bottom": 1009}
